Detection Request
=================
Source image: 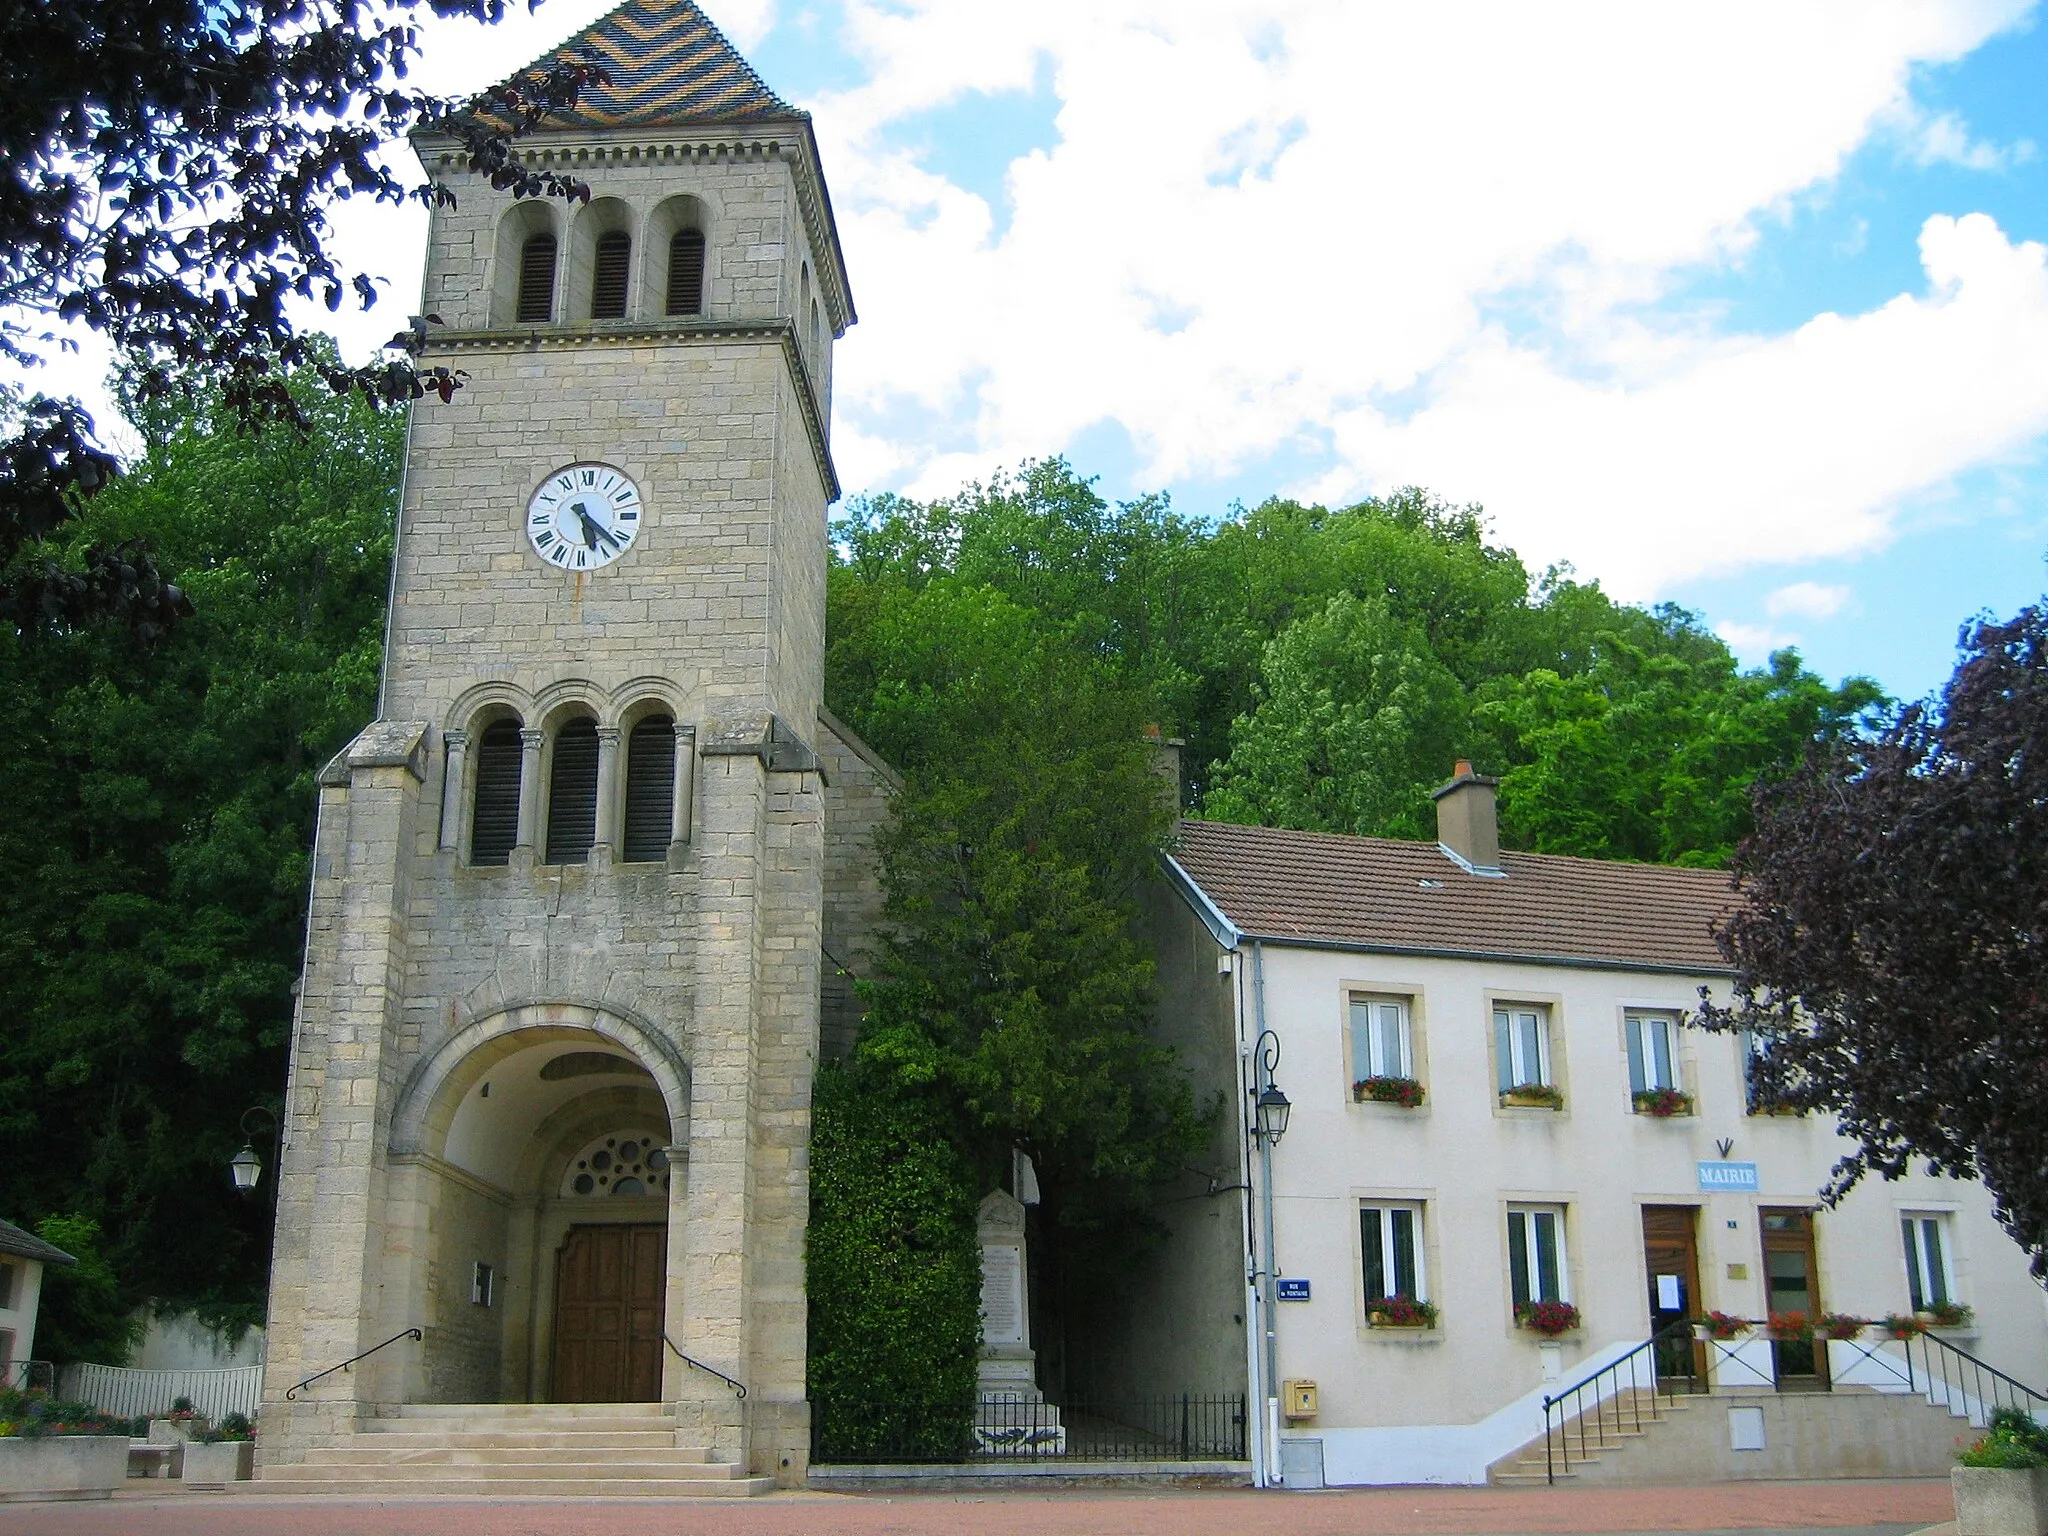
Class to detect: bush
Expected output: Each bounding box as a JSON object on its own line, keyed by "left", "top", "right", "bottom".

{"left": 807, "top": 1061, "right": 983, "bottom": 1463}
{"left": 0, "top": 1388, "right": 128, "bottom": 1437}
{"left": 1960, "top": 1409, "right": 2048, "bottom": 1469}
{"left": 28, "top": 1216, "right": 142, "bottom": 1366}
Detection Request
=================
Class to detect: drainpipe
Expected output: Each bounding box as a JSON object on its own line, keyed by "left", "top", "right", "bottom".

{"left": 1253, "top": 939, "right": 1281, "bottom": 1488}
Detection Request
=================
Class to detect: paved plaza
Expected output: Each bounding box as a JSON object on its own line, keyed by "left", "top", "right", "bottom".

{"left": 7, "top": 1479, "right": 1954, "bottom": 1536}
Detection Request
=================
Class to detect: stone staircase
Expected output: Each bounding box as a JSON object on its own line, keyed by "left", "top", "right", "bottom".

{"left": 1488, "top": 1387, "right": 1692, "bottom": 1484}
{"left": 251, "top": 1401, "right": 775, "bottom": 1497}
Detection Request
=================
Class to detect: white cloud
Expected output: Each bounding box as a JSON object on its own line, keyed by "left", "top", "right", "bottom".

{"left": 1903, "top": 106, "right": 2035, "bottom": 170}
{"left": 1716, "top": 620, "right": 1797, "bottom": 661}
{"left": 1766, "top": 581, "right": 1852, "bottom": 620}
{"left": 804, "top": 0, "right": 2047, "bottom": 596}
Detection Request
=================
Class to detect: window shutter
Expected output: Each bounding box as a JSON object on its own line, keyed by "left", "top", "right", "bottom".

{"left": 667, "top": 228, "right": 705, "bottom": 315}
{"left": 591, "top": 231, "right": 630, "bottom": 319}
{"left": 1626, "top": 1017, "right": 1647, "bottom": 1095}
{"left": 1494, "top": 1011, "right": 1513, "bottom": 1093}
{"left": 622, "top": 717, "right": 676, "bottom": 862}
{"left": 1533, "top": 1211, "right": 1562, "bottom": 1302}
{"left": 517, "top": 235, "right": 557, "bottom": 323}
{"left": 1507, "top": 1213, "right": 1530, "bottom": 1309}
{"left": 1651, "top": 1017, "right": 1675, "bottom": 1091}
{"left": 470, "top": 720, "right": 523, "bottom": 865}
{"left": 544, "top": 719, "right": 600, "bottom": 864}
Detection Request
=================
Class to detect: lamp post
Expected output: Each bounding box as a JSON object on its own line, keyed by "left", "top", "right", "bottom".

{"left": 229, "top": 1106, "right": 279, "bottom": 1206}
{"left": 1250, "top": 1020, "right": 1289, "bottom": 1486}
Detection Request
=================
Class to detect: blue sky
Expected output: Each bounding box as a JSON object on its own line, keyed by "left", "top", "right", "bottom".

{"left": 743, "top": 3, "right": 2048, "bottom": 702}
{"left": 26, "top": 0, "right": 2048, "bottom": 705}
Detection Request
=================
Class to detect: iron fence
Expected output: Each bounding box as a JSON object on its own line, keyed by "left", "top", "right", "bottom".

{"left": 812, "top": 1392, "right": 1247, "bottom": 1465}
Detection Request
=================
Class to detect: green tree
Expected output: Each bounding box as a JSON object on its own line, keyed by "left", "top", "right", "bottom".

{"left": 0, "top": 356, "right": 397, "bottom": 1325}
{"left": 806, "top": 1061, "right": 982, "bottom": 1460}
{"left": 1486, "top": 642, "right": 1883, "bottom": 865}
{"left": 1205, "top": 592, "right": 1470, "bottom": 839}
{"left": 28, "top": 1215, "right": 143, "bottom": 1367}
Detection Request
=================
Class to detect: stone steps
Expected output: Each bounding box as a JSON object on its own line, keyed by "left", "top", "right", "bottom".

{"left": 1488, "top": 1390, "right": 1692, "bottom": 1485}
{"left": 250, "top": 1475, "right": 777, "bottom": 1497}
{"left": 302, "top": 1444, "right": 717, "bottom": 1466}
{"left": 257, "top": 1401, "right": 774, "bottom": 1499}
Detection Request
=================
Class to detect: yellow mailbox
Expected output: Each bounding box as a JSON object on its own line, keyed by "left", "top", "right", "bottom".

{"left": 1282, "top": 1378, "right": 1319, "bottom": 1421}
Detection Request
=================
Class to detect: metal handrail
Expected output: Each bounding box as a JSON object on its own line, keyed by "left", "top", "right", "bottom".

{"left": 285, "top": 1328, "right": 422, "bottom": 1401}
{"left": 1540, "top": 1319, "right": 1695, "bottom": 1484}
{"left": 1905, "top": 1327, "right": 2048, "bottom": 1422}
{"left": 664, "top": 1334, "right": 746, "bottom": 1399}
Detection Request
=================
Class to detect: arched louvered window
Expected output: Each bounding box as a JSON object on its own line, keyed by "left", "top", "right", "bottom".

{"left": 544, "top": 718, "right": 600, "bottom": 865}
{"left": 622, "top": 716, "right": 676, "bottom": 862}
{"left": 470, "top": 719, "right": 523, "bottom": 866}
{"left": 666, "top": 228, "right": 705, "bottom": 316}
{"left": 517, "top": 234, "right": 557, "bottom": 323}
{"left": 591, "top": 231, "right": 630, "bottom": 319}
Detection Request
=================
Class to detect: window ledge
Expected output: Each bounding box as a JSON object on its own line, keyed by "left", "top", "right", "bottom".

{"left": 1361, "top": 1327, "right": 1445, "bottom": 1346}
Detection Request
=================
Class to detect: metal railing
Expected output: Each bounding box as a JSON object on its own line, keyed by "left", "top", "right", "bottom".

{"left": 1541, "top": 1320, "right": 1691, "bottom": 1483}
{"left": 1896, "top": 1328, "right": 2048, "bottom": 1424}
{"left": 2, "top": 1359, "right": 54, "bottom": 1393}
{"left": 285, "top": 1327, "right": 422, "bottom": 1401}
{"left": 812, "top": 1392, "right": 1247, "bottom": 1466}
{"left": 663, "top": 1334, "right": 745, "bottom": 1398}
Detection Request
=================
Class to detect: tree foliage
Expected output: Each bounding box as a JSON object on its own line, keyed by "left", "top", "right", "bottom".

{"left": 1699, "top": 603, "right": 2048, "bottom": 1278}
{"left": 28, "top": 1215, "right": 144, "bottom": 1368}
{"left": 806, "top": 1060, "right": 982, "bottom": 1461}
{"left": 0, "top": 355, "right": 397, "bottom": 1327}
{"left": 0, "top": 0, "right": 597, "bottom": 636}
{"left": 830, "top": 460, "right": 1880, "bottom": 865}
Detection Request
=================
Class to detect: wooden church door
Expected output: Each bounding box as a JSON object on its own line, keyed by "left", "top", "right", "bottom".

{"left": 551, "top": 1224, "right": 667, "bottom": 1402}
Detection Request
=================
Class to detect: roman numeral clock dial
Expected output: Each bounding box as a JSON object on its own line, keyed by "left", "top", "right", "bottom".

{"left": 526, "top": 462, "right": 643, "bottom": 571}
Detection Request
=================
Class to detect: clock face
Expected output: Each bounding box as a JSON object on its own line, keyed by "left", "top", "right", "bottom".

{"left": 526, "top": 463, "right": 643, "bottom": 571}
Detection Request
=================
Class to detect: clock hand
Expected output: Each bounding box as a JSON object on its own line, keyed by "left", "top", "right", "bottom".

{"left": 576, "top": 506, "right": 625, "bottom": 550}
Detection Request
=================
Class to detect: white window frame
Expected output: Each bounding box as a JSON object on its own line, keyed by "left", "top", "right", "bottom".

{"left": 1349, "top": 994, "right": 1413, "bottom": 1081}
{"left": 1626, "top": 1010, "right": 1683, "bottom": 1095}
{"left": 1506, "top": 1205, "right": 1570, "bottom": 1308}
{"left": 1360, "top": 1202, "right": 1427, "bottom": 1304}
{"left": 1901, "top": 1212, "right": 1957, "bottom": 1312}
{"left": 1495, "top": 1004, "right": 1552, "bottom": 1090}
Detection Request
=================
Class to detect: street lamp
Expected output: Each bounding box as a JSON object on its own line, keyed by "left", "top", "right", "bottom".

{"left": 1249, "top": 1022, "right": 1287, "bottom": 1487}
{"left": 228, "top": 1142, "right": 263, "bottom": 1192}
{"left": 229, "top": 1106, "right": 278, "bottom": 1198}
{"left": 1255, "top": 1081, "right": 1291, "bottom": 1144}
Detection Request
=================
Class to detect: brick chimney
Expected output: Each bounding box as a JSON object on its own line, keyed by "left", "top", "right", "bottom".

{"left": 1430, "top": 759, "right": 1503, "bottom": 876}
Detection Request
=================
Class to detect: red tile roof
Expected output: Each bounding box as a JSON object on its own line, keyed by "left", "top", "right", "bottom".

{"left": 1168, "top": 819, "right": 1738, "bottom": 974}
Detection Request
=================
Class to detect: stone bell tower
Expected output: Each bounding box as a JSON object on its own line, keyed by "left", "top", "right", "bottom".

{"left": 256, "top": 0, "right": 878, "bottom": 1489}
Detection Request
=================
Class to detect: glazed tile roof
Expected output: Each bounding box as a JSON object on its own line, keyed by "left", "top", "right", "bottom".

{"left": 518, "top": 0, "right": 798, "bottom": 129}
{"left": 1169, "top": 819, "right": 1738, "bottom": 974}
{"left": 0, "top": 1215, "right": 76, "bottom": 1266}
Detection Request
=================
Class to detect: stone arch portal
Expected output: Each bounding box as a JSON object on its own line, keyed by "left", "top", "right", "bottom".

{"left": 386, "top": 1010, "right": 688, "bottom": 1405}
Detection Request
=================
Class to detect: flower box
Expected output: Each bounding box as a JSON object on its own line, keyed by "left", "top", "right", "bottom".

{"left": 0, "top": 1436, "right": 132, "bottom": 1503}
{"left": 1816, "top": 1312, "right": 1868, "bottom": 1341}
{"left": 1366, "top": 1294, "right": 1439, "bottom": 1329}
{"left": 183, "top": 1439, "right": 255, "bottom": 1487}
{"left": 1927, "top": 1302, "right": 1977, "bottom": 1330}
{"left": 1500, "top": 1084, "right": 1564, "bottom": 1110}
{"left": 1768, "top": 1310, "right": 1814, "bottom": 1342}
{"left": 1954, "top": 1466, "right": 2048, "bottom": 1535}
{"left": 1632, "top": 1087, "right": 1694, "bottom": 1118}
{"left": 1695, "top": 1311, "right": 1751, "bottom": 1341}
{"left": 1354, "top": 1075, "right": 1425, "bottom": 1108}
{"left": 1515, "top": 1300, "right": 1581, "bottom": 1336}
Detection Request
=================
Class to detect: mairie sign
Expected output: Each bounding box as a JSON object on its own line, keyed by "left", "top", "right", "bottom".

{"left": 1697, "top": 1160, "right": 1759, "bottom": 1192}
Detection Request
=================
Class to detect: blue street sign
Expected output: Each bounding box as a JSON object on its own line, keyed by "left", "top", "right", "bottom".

{"left": 1697, "top": 1160, "right": 1760, "bottom": 1192}
{"left": 1277, "top": 1278, "right": 1312, "bottom": 1302}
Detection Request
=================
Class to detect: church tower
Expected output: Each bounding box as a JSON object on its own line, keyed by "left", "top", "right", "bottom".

{"left": 257, "top": 0, "right": 877, "bottom": 1488}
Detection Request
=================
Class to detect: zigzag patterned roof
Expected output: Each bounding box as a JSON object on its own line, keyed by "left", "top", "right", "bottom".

{"left": 522, "top": 0, "right": 798, "bottom": 129}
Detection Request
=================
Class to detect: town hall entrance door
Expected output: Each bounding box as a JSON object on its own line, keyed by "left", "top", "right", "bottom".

{"left": 551, "top": 1225, "right": 666, "bottom": 1402}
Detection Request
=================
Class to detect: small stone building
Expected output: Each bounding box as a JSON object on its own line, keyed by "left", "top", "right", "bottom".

{"left": 256, "top": 0, "right": 887, "bottom": 1487}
